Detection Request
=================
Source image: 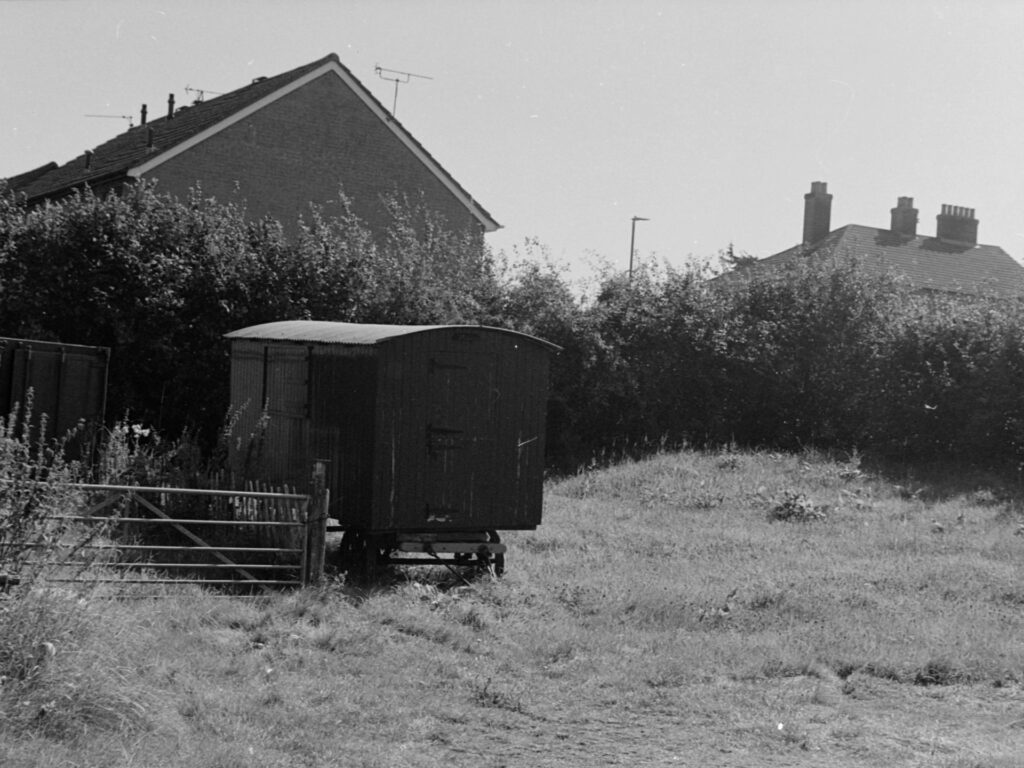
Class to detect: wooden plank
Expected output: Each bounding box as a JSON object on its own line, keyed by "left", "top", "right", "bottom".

{"left": 396, "top": 531, "right": 488, "bottom": 542}
{"left": 303, "top": 461, "right": 329, "bottom": 586}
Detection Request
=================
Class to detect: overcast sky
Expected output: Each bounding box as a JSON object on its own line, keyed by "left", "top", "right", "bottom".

{"left": 3, "top": 0, "right": 1023, "bottom": 279}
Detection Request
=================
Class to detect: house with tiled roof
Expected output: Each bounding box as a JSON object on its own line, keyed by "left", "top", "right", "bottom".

{"left": 5, "top": 53, "right": 499, "bottom": 238}
{"left": 750, "top": 182, "right": 1024, "bottom": 298}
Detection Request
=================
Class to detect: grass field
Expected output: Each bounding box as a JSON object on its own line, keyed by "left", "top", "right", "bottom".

{"left": 3, "top": 449, "right": 1024, "bottom": 767}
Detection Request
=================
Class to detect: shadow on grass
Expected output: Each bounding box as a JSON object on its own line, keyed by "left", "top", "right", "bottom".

{"left": 861, "top": 453, "right": 1024, "bottom": 506}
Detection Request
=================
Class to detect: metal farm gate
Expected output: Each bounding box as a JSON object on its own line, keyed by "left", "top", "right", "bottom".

{"left": 41, "top": 464, "right": 330, "bottom": 592}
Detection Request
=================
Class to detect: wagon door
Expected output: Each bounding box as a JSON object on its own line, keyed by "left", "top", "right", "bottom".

{"left": 423, "top": 349, "right": 498, "bottom": 527}
{"left": 258, "top": 344, "right": 310, "bottom": 490}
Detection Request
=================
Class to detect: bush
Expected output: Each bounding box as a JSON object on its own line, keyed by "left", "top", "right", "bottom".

{"left": 0, "top": 396, "right": 90, "bottom": 589}
{"left": 6, "top": 177, "right": 1024, "bottom": 472}
{"left": 0, "top": 183, "right": 500, "bottom": 449}
{"left": 867, "top": 292, "right": 1024, "bottom": 463}
{"left": 708, "top": 253, "right": 903, "bottom": 449}
{"left": 0, "top": 400, "right": 149, "bottom": 741}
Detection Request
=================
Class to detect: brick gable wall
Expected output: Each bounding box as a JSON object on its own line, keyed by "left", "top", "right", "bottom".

{"left": 144, "top": 73, "right": 480, "bottom": 238}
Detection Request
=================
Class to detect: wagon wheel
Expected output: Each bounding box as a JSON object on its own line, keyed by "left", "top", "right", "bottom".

{"left": 452, "top": 551, "right": 475, "bottom": 567}
{"left": 335, "top": 531, "right": 365, "bottom": 575}
{"left": 484, "top": 530, "right": 505, "bottom": 577}
{"left": 336, "top": 532, "right": 388, "bottom": 581}
{"left": 363, "top": 534, "right": 395, "bottom": 582}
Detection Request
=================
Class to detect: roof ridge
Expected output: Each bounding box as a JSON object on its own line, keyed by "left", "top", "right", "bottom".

{"left": 759, "top": 221, "right": 1023, "bottom": 297}
{"left": 8, "top": 53, "right": 344, "bottom": 200}
{"left": 5, "top": 52, "right": 498, "bottom": 231}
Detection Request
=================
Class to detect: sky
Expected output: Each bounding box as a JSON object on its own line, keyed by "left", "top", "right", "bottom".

{"left": 3, "top": 0, "right": 1024, "bottom": 281}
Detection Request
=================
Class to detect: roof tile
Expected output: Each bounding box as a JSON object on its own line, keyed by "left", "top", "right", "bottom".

{"left": 761, "top": 224, "right": 1024, "bottom": 298}
{"left": 7, "top": 53, "right": 498, "bottom": 230}
{"left": 13, "top": 55, "right": 338, "bottom": 200}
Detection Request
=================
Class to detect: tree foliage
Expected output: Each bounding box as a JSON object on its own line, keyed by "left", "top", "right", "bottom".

{"left": 0, "top": 183, "right": 497, "bottom": 445}
{"left": 2, "top": 181, "right": 1024, "bottom": 471}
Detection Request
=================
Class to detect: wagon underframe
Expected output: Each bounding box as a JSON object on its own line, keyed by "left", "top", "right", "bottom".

{"left": 333, "top": 529, "right": 508, "bottom": 581}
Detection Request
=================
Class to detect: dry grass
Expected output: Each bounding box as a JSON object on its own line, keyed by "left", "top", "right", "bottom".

{"left": 3, "top": 448, "right": 1024, "bottom": 766}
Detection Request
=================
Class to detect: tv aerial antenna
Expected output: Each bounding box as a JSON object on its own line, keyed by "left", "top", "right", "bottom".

{"left": 184, "top": 85, "right": 224, "bottom": 103}
{"left": 85, "top": 113, "right": 134, "bottom": 128}
{"left": 374, "top": 64, "right": 432, "bottom": 116}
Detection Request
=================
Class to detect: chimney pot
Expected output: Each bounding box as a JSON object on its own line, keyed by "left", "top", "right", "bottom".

{"left": 84, "top": 150, "right": 92, "bottom": 170}
{"left": 803, "top": 181, "right": 833, "bottom": 245}
{"left": 167, "top": 93, "right": 175, "bottom": 120}
{"left": 936, "top": 203, "right": 979, "bottom": 245}
{"left": 890, "top": 196, "right": 918, "bottom": 237}
{"left": 141, "top": 104, "right": 148, "bottom": 126}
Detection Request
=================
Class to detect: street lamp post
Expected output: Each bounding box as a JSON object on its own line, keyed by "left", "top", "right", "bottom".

{"left": 629, "top": 216, "right": 649, "bottom": 279}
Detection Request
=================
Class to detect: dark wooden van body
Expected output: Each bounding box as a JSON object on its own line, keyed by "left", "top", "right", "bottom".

{"left": 225, "top": 321, "right": 557, "bottom": 535}
{"left": 0, "top": 336, "right": 109, "bottom": 439}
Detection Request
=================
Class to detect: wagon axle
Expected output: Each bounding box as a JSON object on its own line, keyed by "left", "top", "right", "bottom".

{"left": 335, "top": 530, "right": 505, "bottom": 581}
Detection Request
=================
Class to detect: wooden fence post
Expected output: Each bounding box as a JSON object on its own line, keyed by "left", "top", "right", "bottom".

{"left": 304, "top": 460, "right": 329, "bottom": 586}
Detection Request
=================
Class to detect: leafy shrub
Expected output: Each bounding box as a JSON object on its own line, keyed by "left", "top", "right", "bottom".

{"left": 0, "top": 397, "right": 91, "bottom": 588}
{"left": 0, "top": 183, "right": 499, "bottom": 449}
{"left": 766, "top": 491, "right": 828, "bottom": 522}
{"left": 865, "top": 292, "right": 1024, "bottom": 463}
{"left": 0, "top": 400, "right": 150, "bottom": 741}
{"left": 6, "top": 177, "right": 1024, "bottom": 472}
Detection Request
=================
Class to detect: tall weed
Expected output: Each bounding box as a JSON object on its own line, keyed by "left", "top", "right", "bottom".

{"left": 0, "top": 590, "right": 150, "bottom": 740}
{"left": 0, "top": 396, "right": 89, "bottom": 587}
{"left": 0, "top": 399, "right": 150, "bottom": 740}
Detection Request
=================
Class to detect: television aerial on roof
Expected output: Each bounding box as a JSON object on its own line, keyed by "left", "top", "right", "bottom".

{"left": 184, "top": 85, "right": 224, "bottom": 104}
{"left": 374, "top": 64, "right": 432, "bottom": 117}
{"left": 85, "top": 113, "right": 134, "bottom": 128}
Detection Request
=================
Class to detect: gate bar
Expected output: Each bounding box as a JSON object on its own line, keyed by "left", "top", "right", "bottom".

{"left": 26, "top": 543, "right": 302, "bottom": 554}
{"left": 52, "top": 515, "right": 304, "bottom": 528}
{"left": 71, "top": 483, "right": 307, "bottom": 499}
{"left": 44, "top": 561, "right": 300, "bottom": 571}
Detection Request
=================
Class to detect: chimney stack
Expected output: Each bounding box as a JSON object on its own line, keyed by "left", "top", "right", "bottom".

{"left": 890, "top": 196, "right": 918, "bottom": 237}
{"left": 167, "top": 93, "right": 175, "bottom": 120}
{"left": 140, "top": 104, "right": 148, "bottom": 126}
{"left": 84, "top": 150, "right": 92, "bottom": 170}
{"left": 936, "top": 204, "right": 978, "bottom": 245}
{"left": 803, "top": 181, "right": 832, "bottom": 245}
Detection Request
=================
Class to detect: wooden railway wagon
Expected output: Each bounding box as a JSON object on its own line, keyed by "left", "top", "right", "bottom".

{"left": 224, "top": 320, "right": 559, "bottom": 576}
{"left": 0, "top": 336, "right": 109, "bottom": 445}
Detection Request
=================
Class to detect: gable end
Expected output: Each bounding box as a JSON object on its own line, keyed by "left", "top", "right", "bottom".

{"left": 128, "top": 60, "right": 499, "bottom": 232}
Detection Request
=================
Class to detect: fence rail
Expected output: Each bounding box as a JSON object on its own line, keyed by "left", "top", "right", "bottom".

{"left": 44, "top": 462, "right": 329, "bottom": 592}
